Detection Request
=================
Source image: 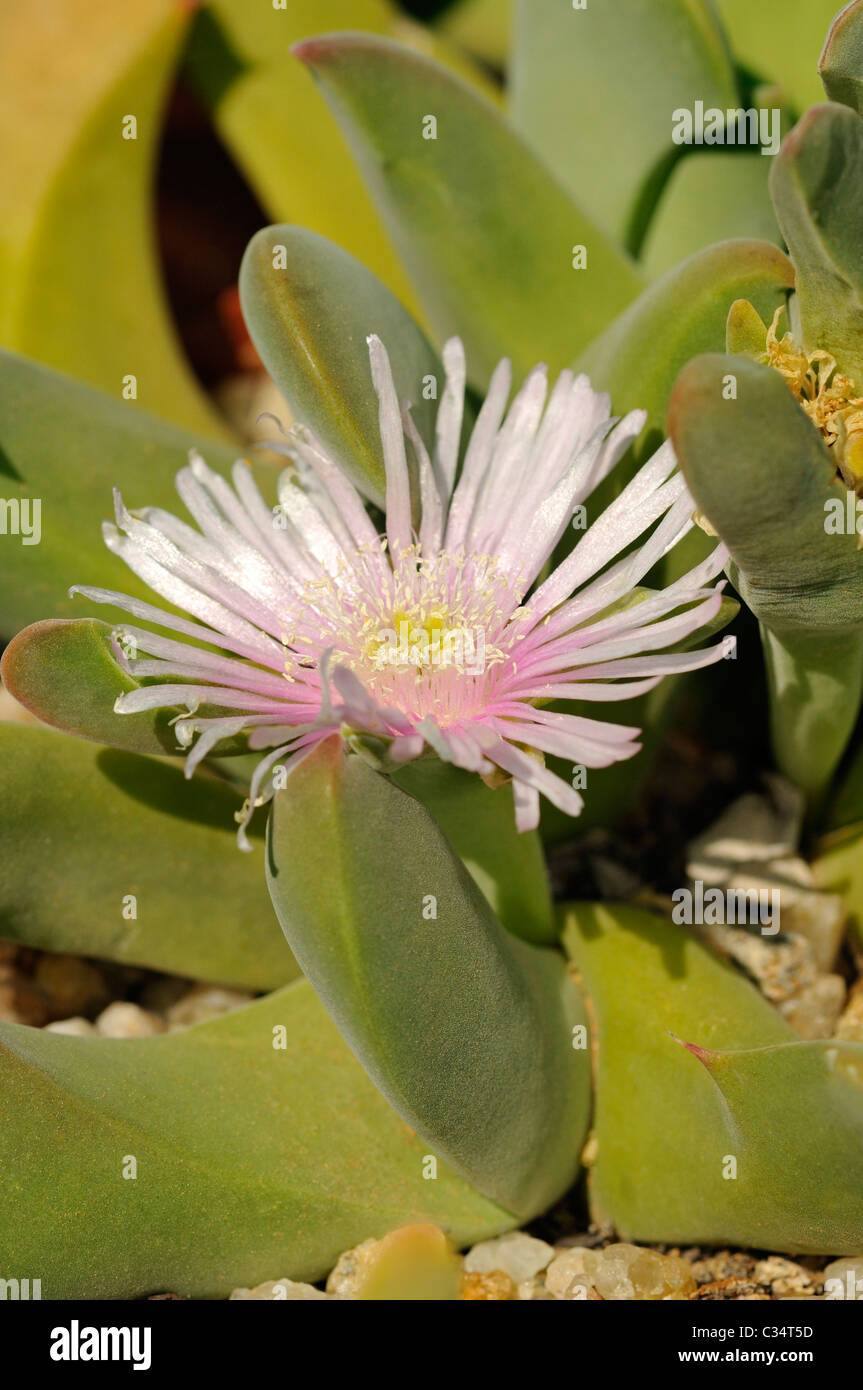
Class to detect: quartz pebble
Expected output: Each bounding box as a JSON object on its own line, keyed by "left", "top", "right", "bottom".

{"left": 582, "top": 1243, "right": 696, "bottom": 1300}
{"left": 464, "top": 1232, "right": 554, "bottom": 1283}
{"left": 516, "top": 1279, "right": 555, "bottom": 1300}
{"left": 230, "top": 1279, "right": 331, "bottom": 1301}
{"left": 752, "top": 1257, "right": 815, "bottom": 1298}
{"left": 780, "top": 975, "right": 845, "bottom": 1038}
{"left": 687, "top": 781, "right": 802, "bottom": 870}
{"left": 45, "top": 1016, "right": 97, "bottom": 1036}
{"left": 822, "top": 1257, "right": 863, "bottom": 1300}
{"left": 166, "top": 985, "right": 254, "bottom": 1030}
{"left": 545, "top": 1247, "right": 593, "bottom": 1299}
{"left": 685, "top": 784, "right": 848, "bottom": 1006}
{"left": 96, "top": 1002, "right": 165, "bottom": 1038}
{"left": 769, "top": 868, "right": 846, "bottom": 972}
{"left": 326, "top": 1238, "right": 377, "bottom": 1298}
{"left": 696, "top": 923, "right": 815, "bottom": 1003}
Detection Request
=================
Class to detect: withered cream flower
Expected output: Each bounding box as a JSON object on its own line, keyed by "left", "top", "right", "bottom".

{"left": 73, "top": 336, "right": 729, "bottom": 846}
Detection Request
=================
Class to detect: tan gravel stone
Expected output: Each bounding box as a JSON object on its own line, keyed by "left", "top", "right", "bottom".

{"left": 464, "top": 1232, "right": 554, "bottom": 1282}
{"left": 461, "top": 1270, "right": 516, "bottom": 1300}
{"left": 45, "top": 1016, "right": 97, "bottom": 1036}
{"left": 96, "top": 1002, "right": 166, "bottom": 1038}
{"left": 166, "top": 985, "right": 254, "bottom": 1030}
{"left": 545, "top": 1248, "right": 593, "bottom": 1299}
{"left": 823, "top": 1257, "right": 863, "bottom": 1300}
{"left": 582, "top": 1243, "right": 697, "bottom": 1300}
{"left": 780, "top": 975, "right": 846, "bottom": 1038}
{"left": 230, "top": 1279, "right": 331, "bottom": 1300}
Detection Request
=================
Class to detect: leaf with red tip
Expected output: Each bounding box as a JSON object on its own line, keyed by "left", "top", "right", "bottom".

{"left": 1, "top": 618, "right": 247, "bottom": 758}
{"left": 564, "top": 902, "right": 863, "bottom": 1254}
{"left": 820, "top": 0, "right": 863, "bottom": 114}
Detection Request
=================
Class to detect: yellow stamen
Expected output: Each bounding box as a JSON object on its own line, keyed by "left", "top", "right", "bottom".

{"left": 764, "top": 308, "right": 863, "bottom": 492}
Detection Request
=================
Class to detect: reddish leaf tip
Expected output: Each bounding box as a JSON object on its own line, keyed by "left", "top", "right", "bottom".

{"left": 290, "top": 37, "right": 332, "bottom": 65}
{"left": 668, "top": 1031, "right": 719, "bottom": 1067}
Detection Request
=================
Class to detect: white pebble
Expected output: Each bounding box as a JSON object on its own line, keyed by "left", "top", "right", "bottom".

{"left": 230, "top": 1279, "right": 331, "bottom": 1300}
{"left": 96, "top": 1002, "right": 166, "bottom": 1038}
{"left": 167, "top": 985, "right": 254, "bottom": 1030}
{"left": 464, "top": 1232, "right": 554, "bottom": 1283}
{"left": 45, "top": 1016, "right": 96, "bottom": 1037}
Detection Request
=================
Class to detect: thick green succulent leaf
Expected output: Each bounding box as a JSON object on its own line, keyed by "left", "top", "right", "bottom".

{"left": 0, "top": 0, "right": 226, "bottom": 437}
{"left": 820, "top": 0, "right": 863, "bottom": 114}
{"left": 184, "top": 0, "right": 497, "bottom": 324}
{"left": 715, "top": 0, "right": 846, "bottom": 113}
{"left": 770, "top": 102, "right": 863, "bottom": 388}
{"left": 726, "top": 296, "right": 770, "bottom": 355}
{"left": 391, "top": 757, "right": 555, "bottom": 945}
{"left": 3, "top": 618, "right": 181, "bottom": 756}
{"left": 511, "top": 0, "right": 738, "bottom": 249}
{"left": 0, "top": 724, "right": 296, "bottom": 992}
{"left": 822, "top": 732, "right": 863, "bottom": 833}
{"left": 0, "top": 979, "right": 513, "bottom": 1298}
{"left": 564, "top": 902, "right": 863, "bottom": 1253}
{"left": 0, "top": 350, "right": 240, "bottom": 636}
{"left": 2, "top": 622, "right": 555, "bottom": 943}
{"left": 670, "top": 352, "right": 863, "bottom": 795}
{"left": 761, "top": 624, "right": 863, "bottom": 803}
{"left": 579, "top": 239, "right": 793, "bottom": 584}
{"left": 582, "top": 240, "right": 794, "bottom": 461}
{"left": 641, "top": 153, "right": 780, "bottom": 280}
{"left": 815, "top": 825, "right": 863, "bottom": 950}
{"left": 266, "top": 738, "right": 590, "bottom": 1219}
{"left": 815, "top": 731, "right": 863, "bottom": 948}
{"left": 1, "top": 619, "right": 250, "bottom": 759}
{"left": 240, "top": 225, "right": 450, "bottom": 508}
{"left": 669, "top": 352, "right": 863, "bottom": 635}
{"left": 294, "top": 32, "right": 644, "bottom": 386}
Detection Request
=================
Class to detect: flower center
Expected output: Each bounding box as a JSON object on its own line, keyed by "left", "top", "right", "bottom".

{"left": 286, "top": 543, "right": 516, "bottom": 723}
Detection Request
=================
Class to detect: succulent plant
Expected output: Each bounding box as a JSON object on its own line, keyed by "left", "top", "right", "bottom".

{"left": 2, "top": 0, "right": 863, "bottom": 1299}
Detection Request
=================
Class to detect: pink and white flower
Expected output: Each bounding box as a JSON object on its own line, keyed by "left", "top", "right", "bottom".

{"left": 72, "top": 336, "right": 730, "bottom": 846}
